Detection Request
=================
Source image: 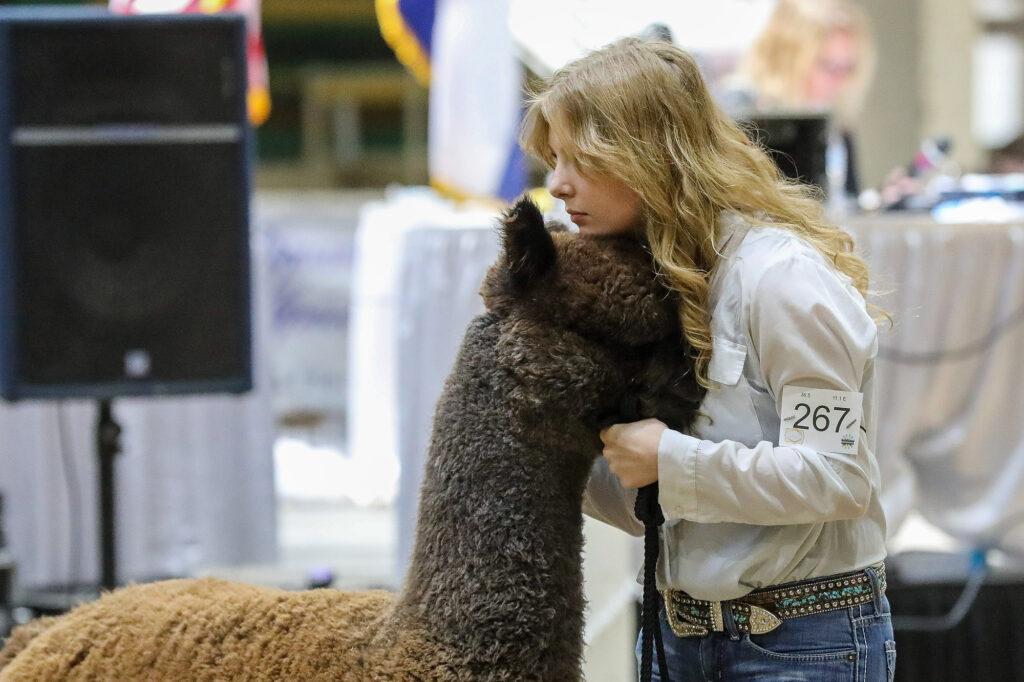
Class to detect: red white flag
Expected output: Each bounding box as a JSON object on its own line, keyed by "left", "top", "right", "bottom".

{"left": 109, "top": 0, "right": 270, "bottom": 126}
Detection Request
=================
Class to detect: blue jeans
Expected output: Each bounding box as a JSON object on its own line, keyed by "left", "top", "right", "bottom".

{"left": 635, "top": 572, "right": 897, "bottom": 681}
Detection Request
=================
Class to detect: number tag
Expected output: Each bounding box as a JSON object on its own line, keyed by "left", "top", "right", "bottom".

{"left": 778, "top": 386, "right": 863, "bottom": 454}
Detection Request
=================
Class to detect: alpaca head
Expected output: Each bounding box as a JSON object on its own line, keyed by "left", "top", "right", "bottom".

{"left": 481, "top": 198, "right": 679, "bottom": 346}
{"left": 479, "top": 197, "right": 702, "bottom": 430}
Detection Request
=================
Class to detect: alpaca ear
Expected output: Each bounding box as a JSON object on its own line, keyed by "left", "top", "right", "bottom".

{"left": 501, "top": 197, "right": 556, "bottom": 293}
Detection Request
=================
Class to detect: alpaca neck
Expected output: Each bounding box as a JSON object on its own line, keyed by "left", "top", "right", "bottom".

{"left": 396, "top": 435, "right": 594, "bottom": 678}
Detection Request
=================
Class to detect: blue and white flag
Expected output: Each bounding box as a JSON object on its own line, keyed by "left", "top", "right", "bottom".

{"left": 375, "top": 0, "right": 433, "bottom": 87}
{"left": 376, "top": 0, "right": 526, "bottom": 202}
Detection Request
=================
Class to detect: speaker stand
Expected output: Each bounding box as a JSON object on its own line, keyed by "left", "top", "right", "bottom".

{"left": 97, "top": 398, "right": 122, "bottom": 591}
{"left": 16, "top": 400, "right": 123, "bottom": 616}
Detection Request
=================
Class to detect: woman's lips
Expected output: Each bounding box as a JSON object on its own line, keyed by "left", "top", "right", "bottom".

{"left": 568, "top": 211, "right": 588, "bottom": 225}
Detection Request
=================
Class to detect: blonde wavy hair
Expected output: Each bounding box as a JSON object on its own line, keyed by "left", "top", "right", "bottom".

{"left": 738, "top": 0, "right": 876, "bottom": 127}
{"left": 521, "top": 37, "right": 880, "bottom": 388}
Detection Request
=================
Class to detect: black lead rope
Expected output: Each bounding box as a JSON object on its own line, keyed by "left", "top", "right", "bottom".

{"left": 609, "top": 394, "right": 671, "bottom": 681}
{"left": 634, "top": 482, "right": 670, "bottom": 682}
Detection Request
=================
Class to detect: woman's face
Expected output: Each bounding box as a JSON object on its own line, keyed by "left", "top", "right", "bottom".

{"left": 804, "top": 29, "right": 859, "bottom": 108}
{"left": 545, "top": 125, "right": 643, "bottom": 237}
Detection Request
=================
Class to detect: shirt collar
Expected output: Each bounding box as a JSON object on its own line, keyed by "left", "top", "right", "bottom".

{"left": 715, "top": 210, "right": 748, "bottom": 258}
{"left": 709, "top": 211, "right": 753, "bottom": 300}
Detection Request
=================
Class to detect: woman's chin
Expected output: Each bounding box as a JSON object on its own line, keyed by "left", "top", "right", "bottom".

{"left": 578, "top": 222, "right": 614, "bottom": 236}
{"left": 579, "top": 224, "right": 639, "bottom": 238}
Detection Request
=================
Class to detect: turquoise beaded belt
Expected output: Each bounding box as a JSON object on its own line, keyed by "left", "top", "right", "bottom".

{"left": 662, "top": 562, "right": 886, "bottom": 637}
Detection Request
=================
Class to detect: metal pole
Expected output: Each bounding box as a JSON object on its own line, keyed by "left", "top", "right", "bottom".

{"left": 97, "top": 399, "right": 121, "bottom": 591}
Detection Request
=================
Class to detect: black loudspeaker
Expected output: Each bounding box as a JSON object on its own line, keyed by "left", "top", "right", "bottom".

{"left": 0, "top": 8, "right": 252, "bottom": 400}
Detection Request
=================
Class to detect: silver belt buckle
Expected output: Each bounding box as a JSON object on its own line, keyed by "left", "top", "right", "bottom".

{"left": 664, "top": 590, "right": 782, "bottom": 637}
{"left": 713, "top": 600, "right": 782, "bottom": 635}
{"left": 664, "top": 590, "right": 710, "bottom": 637}
{"left": 745, "top": 604, "right": 783, "bottom": 634}
{"left": 710, "top": 601, "right": 725, "bottom": 632}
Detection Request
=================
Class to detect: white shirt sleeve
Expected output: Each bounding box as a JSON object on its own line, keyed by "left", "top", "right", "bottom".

{"left": 658, "top": 254, "right": 879, "bottom": 525}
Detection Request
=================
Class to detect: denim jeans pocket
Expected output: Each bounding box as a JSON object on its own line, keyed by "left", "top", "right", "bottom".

{"left": 740, "top": 635, "right": 858, "bottom": 663}
{"left": 885, "top": 640, "right": 897, "bottom": 681}
{"left": 739, "top": 607, "right": 858, "bottom": 664}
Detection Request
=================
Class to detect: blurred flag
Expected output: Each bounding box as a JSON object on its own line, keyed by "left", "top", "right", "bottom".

{"left": 109, "top": 0, "right": 271, "bottom": 127}
{"left": 376, "top": 0, "right": 526, "bottom": 202}
{"left": 375, "top": 0, "right": 433, "bottom": 87}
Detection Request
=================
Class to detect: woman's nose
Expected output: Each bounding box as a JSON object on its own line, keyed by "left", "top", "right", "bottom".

{"left": 547, "top": 171, "right": 572, "bottom": 200}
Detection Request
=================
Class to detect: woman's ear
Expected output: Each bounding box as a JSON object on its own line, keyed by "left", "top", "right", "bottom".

{"left": 501, "top": 196, "right": 556, "bottom": 293}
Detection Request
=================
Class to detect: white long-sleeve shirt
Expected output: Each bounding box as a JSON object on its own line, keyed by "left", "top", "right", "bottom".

{"left": 583, "top": 211, "right": 887, "bottom": 602}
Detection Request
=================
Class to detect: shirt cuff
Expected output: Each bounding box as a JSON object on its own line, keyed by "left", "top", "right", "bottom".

{"left": 657, "top": 427, "right": 702, "bottom": 521}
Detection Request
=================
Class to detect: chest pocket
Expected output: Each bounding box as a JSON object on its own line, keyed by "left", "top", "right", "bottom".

{"left": 708, "top": 336, "right": 747, "bottom": 386}
{"left": 702, "top": 337, "right": 762, "bottom": 445}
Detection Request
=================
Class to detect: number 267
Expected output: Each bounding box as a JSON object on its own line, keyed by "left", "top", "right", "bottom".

{"left": 793, "top": 403, "right": 850, "bottom": 433}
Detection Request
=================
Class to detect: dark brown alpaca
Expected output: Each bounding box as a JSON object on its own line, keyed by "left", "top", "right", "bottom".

{"left": 0, "top": 197, "right": 702, "bottom": 681}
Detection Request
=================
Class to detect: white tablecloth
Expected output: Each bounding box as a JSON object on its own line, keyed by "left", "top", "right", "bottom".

{"left": 847, "top": 214, "right": 1024, "bottom": 553}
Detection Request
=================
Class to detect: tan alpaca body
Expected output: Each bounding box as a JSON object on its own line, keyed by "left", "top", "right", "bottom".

{"left": 0, "top": 579, "right": 508, "bottom": 681}
{"left": 0, "top": 579, "right": 408, "bottom": 681}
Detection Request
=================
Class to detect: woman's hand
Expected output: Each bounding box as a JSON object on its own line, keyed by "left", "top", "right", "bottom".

{"left": 599, "top": 418, "right": 668, "bottom": 489}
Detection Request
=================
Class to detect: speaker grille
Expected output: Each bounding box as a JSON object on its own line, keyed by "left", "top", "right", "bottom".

{"left": 13, "top": 142, "right": 249, "bottom": 390}
{"left": 0, "top": 12, "right": 251, "bottom": 399}
{"left": 10, "top": 21, "right": 243, "bottom": 126}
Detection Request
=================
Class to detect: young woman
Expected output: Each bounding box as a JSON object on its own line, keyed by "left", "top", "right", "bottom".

{"left": 520, "top": 37, "right": 895, "bottom": 681}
